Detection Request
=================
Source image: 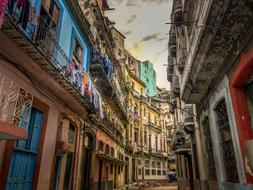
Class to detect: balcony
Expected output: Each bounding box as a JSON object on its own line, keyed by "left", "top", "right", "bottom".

{"left": 131, "top": 88, "right": 140, "bottom": 99}
{"left": 177, "top": 48, "right": 187, "bottom": 74}
{"left": 133, "top": 112, "right": 140, "bottom": 122}
{"left": 90, "top": 48, "right": 127, "bottom": 121}
{"left": 172, "top": 75, "right": 180, "bottom": 96}
{"left": 56, "top": 125, "right": 76, "bottom": 153}
{"left": 169, "top": 90, "right": 177, "bottom": 107}
{"left": 181, "top": 1, "right": 253, "bottom": 103}
{"left": 172, "top": 127, "right": 191, "bottom": 155}
{"left": 140, "top": 95, "right": 147, "bottom": 102}
{"left": 0, "top": 74, "right": 33, "bottom": 139}
{"left": 165, "top": 119, "right": 174, "bottom": 129}
{"left": 1, "top": 3, "right": 94, "bottom": 115}
{"left": 183, "top": 105, "right": 194, "bottom": 134}
{"left": 167, "top": 55, "right": 174, "bottom": 82}
{"left": 173, "top": 0, "right": 183, "bottom": 27}
{"left": 147, "top": 122, "right": 161, "bottom": 131}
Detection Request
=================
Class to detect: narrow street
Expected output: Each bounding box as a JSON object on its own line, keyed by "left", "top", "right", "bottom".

{"left": 0, "top": 0, "right": 253, "bottom": 190}
{"left": 145, "top": 185, "right": 178, "bottom": 190}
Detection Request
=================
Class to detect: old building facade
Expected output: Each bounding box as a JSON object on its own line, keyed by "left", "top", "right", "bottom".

{"left": 0, "top": 0, "right": 175, "bottom": 190}
{"left": 167, "top": 0, "right": 253, "bottom": 190}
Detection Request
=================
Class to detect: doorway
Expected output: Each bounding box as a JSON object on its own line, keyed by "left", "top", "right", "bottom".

{"left": 6, "top": 108, "right": 44, "bottom": 190}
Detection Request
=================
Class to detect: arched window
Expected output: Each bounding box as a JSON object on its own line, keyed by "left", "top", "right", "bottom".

{"left": 68, "top": 123, "right": 76, "bottom": 144}
{"left": 105, "top": 144, "right": 109, "bottom": 155}
{"left": 111, "top": 147, "right": 115, "bottom": 157}
{"left": 215, "top": 98, "right": 239, "bottom": 183}
{"left": 98, "top": 140, "right": 104, "bottom": 152}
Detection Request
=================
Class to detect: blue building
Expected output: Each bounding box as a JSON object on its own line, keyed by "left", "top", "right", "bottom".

{"left": 139, "top": 60, "right": 157, "bottom": 97}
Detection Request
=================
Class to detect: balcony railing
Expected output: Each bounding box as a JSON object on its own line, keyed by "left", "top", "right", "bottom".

{"left": 173, "top": 0, "right": 183, "bottom": 27}
{"left": 0, "top": 74, "right": 33, "bottom": 139}
{"left": 100, "top": 116, "right": 124, "bottom": 144}
{"left": 147, "top": 122, "right": 161, "bottom": 131}
{"left": 172, "top": 75, "right": 180, "bottom": 96}
{"left": 177, "top": 48, "right": 187, "bottom": 74}
{"left": 183, "top": 104, "right": 194, "bottom": 134}
{"left": 2, "top": 3, "right": 93, "bottom": 112}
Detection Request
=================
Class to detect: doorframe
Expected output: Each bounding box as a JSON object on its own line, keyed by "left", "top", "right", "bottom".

{"left": 230, "top": 49, "right": 253, "bottom": 183}
{"left": 0, "top": 97, "right": 49, "bottom": 189}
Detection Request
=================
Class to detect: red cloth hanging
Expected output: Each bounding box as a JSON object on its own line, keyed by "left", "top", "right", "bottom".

{"left": 16, "top": 0, "right": 25, "bottom": 9}
{"left": 0, "top": 0, "right": 9, "bottom": 28}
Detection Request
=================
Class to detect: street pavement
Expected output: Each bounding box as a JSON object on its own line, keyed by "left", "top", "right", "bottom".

{"left": 144, "top": 185, "right": 178, "bottom": 190}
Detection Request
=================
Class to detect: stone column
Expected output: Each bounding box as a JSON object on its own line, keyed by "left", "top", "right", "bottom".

{"left": 193, "top": 104, "right": 206, "bottom": 180}
{"left": 181, "top": 155, "right": 186, "bottom": 179}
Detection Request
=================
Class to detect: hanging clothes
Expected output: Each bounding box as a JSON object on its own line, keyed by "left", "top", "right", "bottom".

{"left": 0, "top": 0, "right": 9, "bottom": 28}
{"left": 28, "top": 6, "right": 38, "bottom": 26}
{"left": 16, "top": 0, "right": 25, "bottom": 9}
{"left": 18, "top": 0, "right": 30, "bottom": 29}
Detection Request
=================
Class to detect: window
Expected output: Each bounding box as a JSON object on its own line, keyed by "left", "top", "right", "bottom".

{"left": 138, "top": 168, "right": 142, "bottom": 175}
{"left": 144, "top": 108, "right": 146, "bottom": 117}
{"left": 163, "top": 170, "right": 166, "bottom": 176}
{"left": 152, "top": 161, "right": 156, "bottom": 168}
{"left": 134, "top": 129, "right": 139, "bottom": 144}
{"left": 157, "top": 170, "right": 161, "bottom": 176}
{"left": 202, "top": 118, "right": 217, "bottom": 181}
{"left": 157, "top": 162, "right": 161, "bottom": 168}
{"left": 98, "top": 141, "right": 104, "bottom": 151}
{"left": 110, "top": 164, "right": 113, "bottom": 174}
{"left": 144, "top": 131, "right": 147, "bottom": 145}
{"left": 68, "top": 124, "right": 76, "bottom": 144}
{"left": 149, "top": 135, "right": 151, "bottom": 148}
{"left": 145, "top": 160, "right": 150, "bottom": 167}
{"left": 72, "top": 37, "right": 83, "bottom": 65}
{"left": 105, "top": 144, "right": 109, "bottom": 155}
{"left": 145, "top": 169, "right": 150, "bottom": 175}
{"left": 155, "top": 137, "right": 158, "bottom": 151}
{"left": 215, "top": 99, "right": 239, "bottom": 183}
{"left": 152, "top": 169, "right": 156, "bottom": 175}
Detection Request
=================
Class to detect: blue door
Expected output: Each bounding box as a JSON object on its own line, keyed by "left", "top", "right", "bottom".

{"left": 6, "top": 108, "right": 44, "bottom": 190}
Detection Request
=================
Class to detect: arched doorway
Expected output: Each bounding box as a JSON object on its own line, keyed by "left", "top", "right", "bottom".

{"left": 82, "top": 131, "right": 95, "bottom": 190}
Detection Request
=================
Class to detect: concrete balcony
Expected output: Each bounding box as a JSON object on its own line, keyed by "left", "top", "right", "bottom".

{"left": 172, "top": 75, "right": 180, "bottom": 96}
{"left": 90, "top": 49, "right": 127, "bottom": 121}
{"left": 147, "top": 121, "right": 162, "bottom": 131}
{"left": 177, "top": 48, "right": 187, "bottom": 74}
{"left": 165, "top": 119, "right": 174, "bottom": 127}
{"left": 173, "top": 0, "right": 183, "bottom": 27}
{"left": 1, "top": 4, "right": 94, "bottom": 118}
{"left": 183, "top": 104, "right": 195, "bottom": 134}
{"left": 167, "top": 55, "right": 174, "bottom": 82}
{"left": 56, "top": 125, "right": 76, "bottom": 153}
{"left": 172, "top": 127, "right": 191, "bottom": 155}
{"left": 181, "top": 1, "right": 253, "bottom": 103}
{"left": 169, "top": 90, "right": 177, "bottom": 108}
{"left": 0, "top": 74, "right": 33, "bottom": 139}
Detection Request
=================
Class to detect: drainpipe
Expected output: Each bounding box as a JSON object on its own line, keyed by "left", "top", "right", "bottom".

{"left": 193, "top": 104, "right": 206, "bottom": 181}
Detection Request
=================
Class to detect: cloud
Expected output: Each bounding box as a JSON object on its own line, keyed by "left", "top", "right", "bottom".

{"left": 123, "top": 30, "right": 132, "bottom": 35}
{"left": 157, "top": 37, "right": 167, "bottom": 41}
{"left": 126, "top": 15, "right": 137, "bottom": 24}
{"left": 126, "top": 1, "right": 138, "bottom": 7}
{"left": 141, "top": 33, "right": 161, "bottom": 42}
{"left": 141, "top": 0, "right": 168, "bottom": 4}
{"left": 109, "top": 0, "right": 124, "bottom": 6}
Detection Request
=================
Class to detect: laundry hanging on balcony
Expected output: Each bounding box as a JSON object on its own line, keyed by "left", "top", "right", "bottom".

{"left": 0, "top": 0, "right": 8, "bottom": 28}
{"left": 28, "top": 6, "right": 38, "bottom": 26}
{"left": 18, "top": 0, "right": 30, "bottom": 29}
{"left": 89, "top": 79, "right": 104, "bottom": 119}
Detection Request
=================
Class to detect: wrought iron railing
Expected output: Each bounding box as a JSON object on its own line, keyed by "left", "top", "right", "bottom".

{"left": 5, "top": 3, "right": 91, "bottom": 103}
{"left": 0, "top": 74, "right": 33, "bottom": 129}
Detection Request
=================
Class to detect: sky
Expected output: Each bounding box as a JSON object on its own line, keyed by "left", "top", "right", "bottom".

{"left": 106, "top": 0, "right": 172, "bottom": 89}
